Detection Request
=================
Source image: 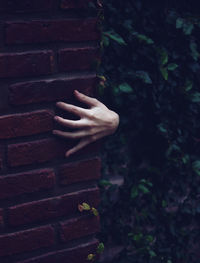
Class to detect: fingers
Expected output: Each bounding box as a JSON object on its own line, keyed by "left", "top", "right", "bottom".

{"left": 52, "top": 129, "right": 91, "bottom": 139}
{"left": 56, "top": 101, "right": 89, "bottom": 117}
{"left": 65, "top": 137, "right": 92, "bottom": 157}
{"left": 54, "top": 116, "right": 89, "bottom": 129}
{"left": 74, "top": 90, "right": 101, "bottom": 107}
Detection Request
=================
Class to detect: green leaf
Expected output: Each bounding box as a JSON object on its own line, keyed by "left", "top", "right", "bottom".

{"left": 158, "top": 48, "right": 168, "bottom": 65}
{"left": 190, "top": 92, "right": 200, "bottom": 103}
{"left": 167, "top": 63, "right": 178, "bottom": 71}
{"left": 82, "top": 202, "right": 91, "bottom": 210}
{"left": 132, "top": 32, "right": 154, "bottom": 44}
{"left": 99, "top": 179, "right": 112, "bottom": 186}
{"left": 119, "top": 83, "right": 133, "bottom": 93}
{"left": 160, "top": 67, "right": 168, "bottom": 80}
{"left": 138, "top": 184, "right": 150, "bottom": 194}
{"left": 183, "top": 22, "right": 194, "bottom": 35}
{"left": 190, "top": 41, "right": 200, "bottom": 61}
{"left": 192, "top": 160, "right": 200, "bottom": 176}
{"left": 97, "top": 243, "right": 105, "bottom": 254}
{"left": 135, "top": 71, "right": 152, "bottom": 84}
{"left": 131, "top": 186, "right": 138, "bottom": 199}
{"left": 104, "top": 31, "right": 126, "bottom": 45}
{"left": 176, "top": 18, "right": 184, "bottom": 29}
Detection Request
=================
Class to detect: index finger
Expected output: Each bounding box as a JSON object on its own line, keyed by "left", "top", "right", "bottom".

{"left": 56, "top": 102, "right": 89, "bottom": 117}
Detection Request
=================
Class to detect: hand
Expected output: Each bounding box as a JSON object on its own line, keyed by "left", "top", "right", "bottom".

{"left": 52, "top": 90, "right": 119, "bottom": 157}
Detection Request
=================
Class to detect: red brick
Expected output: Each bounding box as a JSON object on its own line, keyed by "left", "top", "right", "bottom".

{"left": 0, "top": 51, "right": 53, "bottom": 78}
{"left": 59, "top": 215, "right": 100, "bottom": 243}
{"left": 7, "top": 138, "right": 74, "bottom": 167}
{"left": 0, "top": 0, "right": 54, "bottom": 13}
{"left": 9, "top": 75, "right": 97, "bottom": 105}
{"left": 0, "top": 225, "right": 54, "bottom": 257}
{"left": 0, "top": 209, "right": 4, "bottom": 229}
{"left": 0, "top": 145, "right": 4, "bottom": 171}
{"left": 59, "top": 157, "right": 101, "bottom": 186}
{"left": 61, "top": 0, "right": 93, "bottom": 9}
{"left": 8, "top": 187, "right": 100, "bottom": 226}
{"left": 0, "top": 110, "right": 54, "bottom": 139}
{"left": 5, "top": 18, "right": 100, "bottom": 45}
{"left": 58, "top": 47, "right": 100, "bottom": 72}
{"left": 0, "top": 168, "right": 55, "bottom": 200}
{"left": 17, "top": 239, "right": 98, "bottom": 263}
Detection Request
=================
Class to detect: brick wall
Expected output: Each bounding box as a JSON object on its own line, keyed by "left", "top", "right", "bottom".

{"left": 0, "top": 1, "right": 102, "bottom": 262}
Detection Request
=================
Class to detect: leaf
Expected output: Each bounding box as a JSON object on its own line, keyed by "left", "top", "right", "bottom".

{"left": 119, "top": 83, "right": 133, "bottom": 93}
{"left": 160, "top": 67, "right": 168, "bottom": 80}
{"left": 99, "top": 179, "right": 112, "bottom": 186}
{"left": 190, "top": 92, "right": 200, "bottom": 103}
{"left": 176, "top": 18, "right": 184, "bottom": 29}
{"left": 97, "top": 243, "right": 105, "bottom": 254}
{"left": 158, "top": 48, "right": 168, "bottom": 65}
{"left": 192, "top": 160, "right": 200, "bottom": 176}
{"left": 190, "top": 41, "right": 200, "bottom": 61}
{"left": 138, "top": 184, "right": 150, "bottom": 194}
{"left": 82, "top": 202, "right": 91, "bottom": 210}
{"left": 167, "top": 63, "right": 178, "bottom": 71}
{"left": 104, "top": 31, "right": 126, "bottom": 45}
{"left": 131, "top": 186, "right": 138, "bottom": 199}
{"left": 91, "top": 207, "right": 99, "bottom": 216}
{"left": 87, "top": 254, "right": 95, "bottom": 261}
{"left": 185, "top": 80, "right": 193, "bottom": 92}
{"left": 183, "top": 22, "right": 194, "bottom": 35}
{"left": 132, "top": 32, "right": 154, "bottom": 44}
{"left": 135, "top": 71, "right": 152, "bottom": 84}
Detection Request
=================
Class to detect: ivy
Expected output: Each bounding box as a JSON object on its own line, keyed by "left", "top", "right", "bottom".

{"left": 97, "top": 1, "right": 200, "bottom": 263}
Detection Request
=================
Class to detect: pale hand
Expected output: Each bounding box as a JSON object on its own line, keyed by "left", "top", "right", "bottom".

{"left": 52, "top": 90, "right": 119, "bottom": 157}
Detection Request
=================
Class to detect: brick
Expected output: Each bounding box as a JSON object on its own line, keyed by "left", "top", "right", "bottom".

{"left": 17, "top": 239, "right": 98, "bottom": 263}
{"left": 8, "top": 187, "right": 100, "bottom": 226}
{"left": 58, "top": 47, "right": 100, "bottom": 72}
{"left": 0, "top": 110, "right": 54, "bottom": 139}
{"left": 0, "top": 209, "right": 4, "bottom": 229}
{"left": 0, "top": 168, "right": 55, "bottom": 200}
{"left": 59, "top": 157, "right": 101, "bottom": 186}
{"left": 0, "top": 145, "right": 4, "bottom": 171}
{"left": 0, "top": 51, "right": 53, "bottom": 79}
{"left": 61, "top": 0, "right": 93, "bottom": 9}
{"left": 5, "top": 18, "right": 100, "bottom": 45}
{"left": 0, "top": 0, "right": 54, "bottom": 13}
{"left": 7, "top": 138, "right": 74, "bottom": 167}
{"left": 59, "top": 215, "right": 100, "bottom": 243}
{"left": 9, "top": 75, "right": 97, "bottom": 105}
{"left": 0, "top": 225, "right": 54, "bottom": 257}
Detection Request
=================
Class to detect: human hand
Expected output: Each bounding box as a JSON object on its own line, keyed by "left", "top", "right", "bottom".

{"left": 52, "top": 90, "right": 119, "bottom": 157}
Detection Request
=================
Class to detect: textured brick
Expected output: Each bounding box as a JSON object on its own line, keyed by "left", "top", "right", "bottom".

{"left": 9, "top": 75, "right": 97, "bottom": 105}
{"left": 61, "top": 0, "right": 92, "bottom": 9}
{"left": 0, "top": 168, "right": 55, "bottom": 200}
{"left": 0, "top": 209, "right": 4, "bottom": 229}
{"left": 0, "top": 145, "right": 4, "bottom": 171}
{"left": 17, "top": 239, "right": 98, "bottom": 263}
{"left": 58, "top": 47, "right": 100, "bottom": 72}
{"left": 5, "top": 18, "right": 99, "bottom": 45}
{"left": 7, "top": 138, "right": 74, "bottom": 167}
{"left": 59, "top": 157, "right": 101, "bottom": 186}
{"left": 0, "top": 51, "right": 53, "bottom": 78}
{"left": 8, "top": 187, "right": 100, "bottom": 226}
{"left": 59, "top": 215, "right": 100, "bottom": 243}
{"left": 0, "top": 0, "right": 54, "bottom": 13}
{"left": 0, "top": 110, "right": 54, "bottom": 139}
{"left": 0, "top": 225, "right": 54, "bottom": 257}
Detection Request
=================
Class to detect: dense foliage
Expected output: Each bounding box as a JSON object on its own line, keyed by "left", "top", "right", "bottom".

{"left": 97, "top": 1, "right": 200, "bottom": 262}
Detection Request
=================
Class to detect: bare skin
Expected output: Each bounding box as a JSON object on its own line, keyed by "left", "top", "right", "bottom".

{"left": 52, "top": 90, "right": 119, "bottom": 157}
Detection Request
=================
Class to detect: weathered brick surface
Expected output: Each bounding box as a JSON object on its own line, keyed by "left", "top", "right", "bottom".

{"left": 17, "top": 240, "right": 99, "bottom": 263}
{"left": 0, "top": 1, "right": 101, "bottom": 261}
{"left": 59, "top": 215, "right": 100, "bottom": 243}
{"left": 58, "top": 47, "right": 100, "bottom": 72}
{"left": 8, "top": 187, "right": 100, "bottom": 226}
{"left": 0, "top": 209, "right": 4, "bottom": 229}
{"left": 0, "top": 225, "right": 54, "bottom": 257}
{"left": 0, "top": 0, "right": 54, "bottom": 13}
{"left": 0, "top": 110, "right": 54, "bottom": 139}
{"left": 9, "top": 75, "right": 97, "bottom": 105}
{"left": 6, "top": 18, "right": 99, "bottom": 45}
{"left": 59, "top": 157, "right": 101, "bottom": 185}
{"left": 0, "top": 168, "right": 55, "bottom": 200}
{"left": 7, "top": 138, "right": 74, "bottom": 167}
{"left": 0, "top": 51, "right": 54, "bottom": 79}
{"left": 61, "top": 0, "right": 92, "bottom": 9}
